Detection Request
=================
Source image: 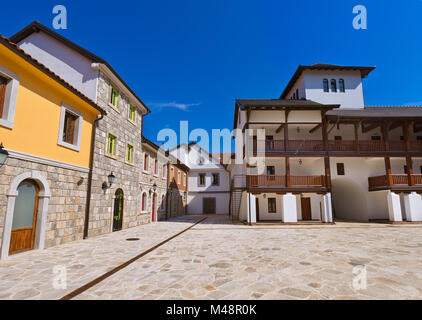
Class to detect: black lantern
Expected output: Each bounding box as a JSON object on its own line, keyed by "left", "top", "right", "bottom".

{"left": 0, "top": 143, "right": 9, "bottom": 166}
{"left": 152, "top": 183, "right": 157, "bottom": 192}
{"left": 108, "top": 172, "right": 116, "bottom": 186}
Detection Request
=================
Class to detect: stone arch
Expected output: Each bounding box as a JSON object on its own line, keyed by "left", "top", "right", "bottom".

{"left": 1, "top": 171, "right": 51, "bottom": 259}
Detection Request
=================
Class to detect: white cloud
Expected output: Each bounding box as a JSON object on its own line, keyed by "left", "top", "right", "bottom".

{"left": 149, "top": 101, "right": 201, "bottom": 111}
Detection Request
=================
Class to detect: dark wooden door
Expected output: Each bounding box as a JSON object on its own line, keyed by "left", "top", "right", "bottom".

{"left": 152, "top": 194, "right": 156, "bottom": 221}
{"left": 203, "top": 198, "right": 216, "bottom": 214}
{"left": 9, "top": 180, "right": 39, "bottom": 255}
{"left": 255, "top": 198, "right": 260, "bottom": 222}
{"left": 301, "top": 198, "right": 312, "bottom": 221}
{"left": 113, "top": 189, "right": 124, "bottom": 232}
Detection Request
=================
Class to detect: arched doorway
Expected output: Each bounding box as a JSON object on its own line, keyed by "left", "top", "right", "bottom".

{"left": 152, "top": 193, "right": 157, "bottom": 222}
{"left": 9, "top": 180, "right": 39, "bottom": 255}
{"left": 113, "top": 189, "right": 124, "bottom": 232}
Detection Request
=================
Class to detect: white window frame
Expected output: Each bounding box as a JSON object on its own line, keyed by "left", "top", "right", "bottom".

{"left": 57, "top": 103, "right": 83, "bottom": 152}
{"left": 0, "top": 65, "right": 20, "bottom": 129}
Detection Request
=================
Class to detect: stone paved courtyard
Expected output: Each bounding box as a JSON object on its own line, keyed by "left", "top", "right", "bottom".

{"left": 0, "top": 214, "right": 421, "bottom": 300}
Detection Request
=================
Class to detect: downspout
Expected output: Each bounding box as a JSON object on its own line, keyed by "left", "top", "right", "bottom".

{"left": 83, "top": 112, "right": 105, "bottom": 239}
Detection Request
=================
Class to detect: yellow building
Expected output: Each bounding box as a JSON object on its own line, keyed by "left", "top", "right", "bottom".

{"left": 0, "top": 35, "right": 104, "bottom": 259}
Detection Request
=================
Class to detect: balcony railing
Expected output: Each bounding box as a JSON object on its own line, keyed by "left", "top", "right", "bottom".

{"left": 247, "top": 175, "right": 325, "bottom": 188}
{"left": 368, "top": 174, "right": 422, "bottom": 189}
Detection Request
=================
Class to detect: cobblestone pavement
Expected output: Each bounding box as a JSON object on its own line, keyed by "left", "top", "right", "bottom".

{"left": 1, "top": 215, "right": 422, "bottom": 300}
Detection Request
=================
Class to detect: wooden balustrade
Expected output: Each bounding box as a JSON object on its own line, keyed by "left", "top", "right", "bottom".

{"left": 246, "top": 175, "right": 324, "bottom": 188}
{"left": 287, "top": 140, "right": 325, "bottom": 152}
{"left": 358, "top": 141, "right": 385, "bottom": 152}
{"left": 414, "top": 174, "right": 422, "bottom": 185}
{"left": 368, "top": 174, "right": 422, "bottom": 189}
{"left": 388, "top": 141, "right": 406, "bottom": 152}
{"left": 392, "top": 174, "right": 409, "bottom": 185}
{"left": 409, "top": 141, "right": 422, "bottom": 152}
{"left": 329, "top": 140, "right": 357, "bottom": 152}
{"left": 368, "top": 175, "right": 388, "bottom": 189}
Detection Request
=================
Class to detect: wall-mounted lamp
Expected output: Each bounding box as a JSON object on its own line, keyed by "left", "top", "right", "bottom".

{"left": 299, "top": 159, "right": 303, "bottom": 166}
{"left": 297, "top": 127, "right": 300, "bottom": 133}
{"left": 0, "top": 143, "right": 9, "bottom": 166}
{"left": 102, "top": 172, "right": 116, "bottom": 190}
{"left": 263, "top": 194, "right": 267, "bottom": 199}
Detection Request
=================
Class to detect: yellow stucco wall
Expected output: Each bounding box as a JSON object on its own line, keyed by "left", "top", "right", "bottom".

{"left": 0, "top": 44, "right": 100, "bottom": 168}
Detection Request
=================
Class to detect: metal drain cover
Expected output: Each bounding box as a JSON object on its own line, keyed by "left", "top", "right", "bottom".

{"left": 126, "top": 238, "right": 140, "bottom": 241}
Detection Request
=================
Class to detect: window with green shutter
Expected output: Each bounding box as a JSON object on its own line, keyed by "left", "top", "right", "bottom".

{"left": 110, "top": 87, "right": 118, "bottom": 107}
{"left": 129, "top": 105, "right": 136, "bottom": 122}
{"left": 127, "top": 144, "right": 134, "bottom": 163}
{"left": 107, "top": 134, "right": 116, "bottom": 155}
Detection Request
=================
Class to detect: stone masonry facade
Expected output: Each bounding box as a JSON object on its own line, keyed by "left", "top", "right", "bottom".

{"left": 0, "top": 157, "right": 89, "bottom": 249}
{"left": 87, "top": 71, "right": 149, "bottom": 237}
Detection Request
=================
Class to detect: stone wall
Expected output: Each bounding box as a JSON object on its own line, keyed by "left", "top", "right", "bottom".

{"left": 87, "top": 71, "right": 148, "bottom": 237}
{"left": 0, "top": 157, "right": 88, "bottom": 249}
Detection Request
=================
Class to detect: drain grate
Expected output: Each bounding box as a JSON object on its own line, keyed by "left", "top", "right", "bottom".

{"left": 126, "top": 238, "right": 140, "bottom": 241}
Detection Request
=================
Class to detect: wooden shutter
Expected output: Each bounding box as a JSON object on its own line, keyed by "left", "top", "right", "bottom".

{"left": 0, "top": 76, "right": 8, "bottom": 119}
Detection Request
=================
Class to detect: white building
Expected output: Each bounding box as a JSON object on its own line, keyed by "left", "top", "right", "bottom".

{"left": 231, "top": 63, "right": 422, "bottom": 224}
{"left": 170, "top": 143, "right": 230, "bottom": 215}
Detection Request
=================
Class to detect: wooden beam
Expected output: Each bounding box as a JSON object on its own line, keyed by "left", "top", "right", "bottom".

{"left": 324, "top": 156, "right": 331, "bottom": 189}
{"left": 275, "top": 123, "right": 285, "bottom": 134}
{"left": 309, "top": 123, "right": 322, "bottom": 134}
{"left": 362, "top": 122, "right": 381, "bottom": 133}
{"left": 406, "top": 156, "right": 415, "bottom": 186}
{"left": 285, "top": 157, "right": 290, "bottom": 188}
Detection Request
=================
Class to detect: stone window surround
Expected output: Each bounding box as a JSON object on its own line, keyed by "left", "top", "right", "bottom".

{"left": 105, "top": 131, "right": 118, "bottom": 160}
{"left": 1, "top": 171, "right": 51, "bottom": 260}
{"left": 153, "top": 159, "right": 159, "bottom": 177}
{"left": 127, "top": 104, "right": 136, "bottom": 126}
{"left": 141, "top": 191, "right": 148, "bottom": 213}
{"left": 143, "top": 152, "right": 150, "bottom": 174}
{"left": 0, "top": 65, "right": 20, "bottom": 129}
{"left": 57, "top": 103, "right": 83, "bottom": 152}
{"left": 108, "top": 85, "right": 119, "bottom": 111}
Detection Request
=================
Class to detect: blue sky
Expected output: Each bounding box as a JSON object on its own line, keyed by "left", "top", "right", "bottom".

{"left": 1, "top": 0, "right": 421, "bottom": 152}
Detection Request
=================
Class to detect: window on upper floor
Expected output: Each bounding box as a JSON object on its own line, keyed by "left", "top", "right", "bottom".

{"left": 154, "top": 159, "right": 158, "bottom": 175}
{"left": 337, "top": 163, "right": 345, "bottom": 176}
{"left": 330, "top": 79, "right": 337, "bottom": 92}
{"left": 212, "top": 173, "right": 220, "bottom": 186}
{"left": 0, "top": 67, "right": 19, "bottom": 129}
{"left": 198, "top": 173, "right": 205, "bottom": 186}
{"left": 58, "top": 104, "right": 83, "bottom": 151}
{"left": 162, "top": 164, "right": 166, "bottom": 178}
{"left": 184, "top": 173, "right": 187, "bottom": 186}
{"left": 296, "top": 88, "right": 299, "bottom": 99}
{"left": 371, "top": 136, "right": 381, "bottom": 141}
{"left": 107, "top": 133, "right": 117, "bottom": 156}
{"left": 339, "top": 79, "right": 345, "bottom": 92}
{"left": 128, "top": 104, "right": 136, "bottom": 122}
{"left": 323, "top": 79, "right": 329, "bottom": 92}
{"left": 178, "top": 171, "right": 181, "bottom": 184}
{"left": 110, "top": 87, "right": 119, "bottom": 108}
{"left": 144, "top": 153, "right": 149, "bottom": 171}
{"left": 334, "top": 136, "right": 342, "bottom": 141}
{"left": 170, "top": 167, "right": 174, "bottom": 180}
{"left": 126, "top": 144, "right": 134, "bottom": 163}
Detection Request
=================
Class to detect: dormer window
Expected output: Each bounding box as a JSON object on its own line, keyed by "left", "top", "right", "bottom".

{"left": 323, "top": 79, "right": 329, "bottom": 92}
{"left": 339, "top": 79, "right": 345, "bottom": 92}
{"left": 330, "top": 79, "right": 337, "bottom": 92}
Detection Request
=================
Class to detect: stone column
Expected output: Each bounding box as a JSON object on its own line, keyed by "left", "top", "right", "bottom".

{"left": 387, "top": 191, "right": 403, "bottom": 222}
{"left": 282, "top": 193, "right": 297, "bottom": 223}
{"left": 321, "top": 193, "right": 333, "bottom": 223}
{"left": 403, "top": 192, "right": 422, "bottom": 222}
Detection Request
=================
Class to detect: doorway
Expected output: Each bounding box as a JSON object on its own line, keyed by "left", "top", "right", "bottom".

{"left": 301, "top": 197, "right": 312, "bottom": 221}
{"left": 256, "top": 197, "right": 260, "bottom": 222}
{"left": 203, "top": 198, "right": 216, "bottom": 214}
{"left": 152, "top": 193, "right": 157, "bottom": 221}
{"left": 113, "top": 189, "right": 124, "bottom": 232}
{"left": 9, "top": 180, "right": 39, "bottom": 255}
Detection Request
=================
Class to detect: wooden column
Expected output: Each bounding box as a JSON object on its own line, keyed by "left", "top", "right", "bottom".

{"left": 406, "top": 156, "right": 415, "bottom": 186}
{"left": 285, "top": 156, "right": 290, "bottom": 187}
{"left": 324, "top": 156, "right": 331, "bottom": 189}
{"left": 284, "top": 123, "right": 289, "bottom": 152}
{"left": 403, "top": 121, "right": 410, "bottom": 152}
{"left": 382, "top": 122, "right": 390, "bottom": 152}
{"left": 354, "top": 122, "right": 360, "bottom": 154}
{"left": 385, "top": 157, "right": 393, "bottom": 187}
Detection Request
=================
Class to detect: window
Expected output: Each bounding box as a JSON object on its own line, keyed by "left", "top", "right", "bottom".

{"left": 110, "top": 87, "right": 118, "bottom": 107}
{"left": 170, "top": 167, "right": 174, "bottom": 180}
{"left": 184, "top": 174, "right": 187, "bottom": 186}
{"left": 371, "top": 136, "right": 381, "bottom": 141}
{"left": 126, "top": 144, "right": 134, "bottom": 163}
{"left": 267, "top": 166, "right": 275, "bottom": 175}
{"left": 268, "top": 198, "right": 276, "bottom": 213}
{"left": 334, "top": 136, "right": 342, "bottom": 141}
{"left": 154, "top": 159, "right": 158, "bottom": 175}
{"left": 107, "top": 134, "right": 116, "bottom": 155}
{"left": 339, "top": 79, "right": 345, "bottom": 92}
{"left": 163, "top": 164, "right": 166, "bottom": 178}
{"left": 161, "top": 195, "right": 165, "bottom": 209}
{"left": 417, "top": 136, "right": 422, "bottom": 141}
{"left": 296, "top": 88, "right": 299, "bottom": 99}
{"left": 178, "top": 171, "right": 181, "bottom": 184}
{"left": 212, "top": 173, "right": 220, "bottom": 186}
{"left": 63, "top": 111, "right": 78, "bottom": 144}
{"left": 142, "top": 193, "right": 147, "bottom": 211}
{"left": 337, "top": 163, "right": 345, "bottom": 176}
{"left": 0, "top": 75, "right": 7, "bottom": 119}
{"left": 144, "top": 154, "right": 149, "bottom": 171}
{"left": 404, "top": 165, "right": 408, "bottom": 174}
{"left": 330, "top": 79, "right": 337, "bottom": 92}
{"left": 199, "top": 173, "right": 205, "bottom": 186}
{"left": 58, "top": 104, "right": 83, "bottom": 151}
{"left": 128, "top": 104, "right": 136, "bottom": 122}
{"left": 323, "top": 79, "right": 329, "bottom": 92}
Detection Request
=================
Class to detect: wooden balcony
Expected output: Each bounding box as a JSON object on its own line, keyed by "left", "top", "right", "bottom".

{"left": 368, "top": 174, "right": 422, "bottom": 191}
{"left": 253, "top": 139, "right": 422, "bottom": 154}
{"left": 247, "top": 175, "right": 326, "bottom": 189}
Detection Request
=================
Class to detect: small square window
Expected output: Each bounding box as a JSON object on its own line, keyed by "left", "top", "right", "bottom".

{"left": 337, "top": 163, "right": 345, "bottom": 176}
{"left": 126, "top": 144, "right": 134, "bottom": 163}
{"left": 268, "top": 198, "right": 276, "bottom": 213}
{"left": 107, "top": 134, "right": 116, "bottom": 155}
{"left": 129, "top": 105, "right": 136, "bottom": 122}
{"left": 334, "top": 136, "right": 342, "bottom": 141}
{"left": 110, "top": 87, "right": 119, "bottom": 108}
{"left": 371, "top": 136, "right": 381, "bottom": 141}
